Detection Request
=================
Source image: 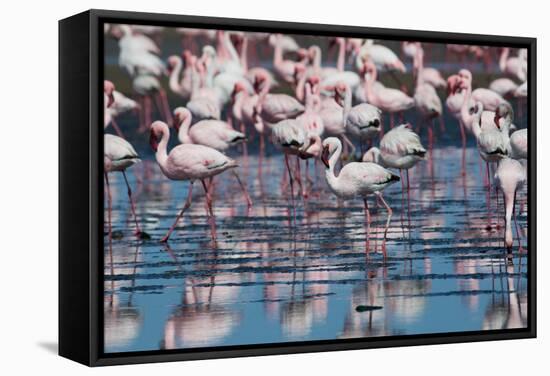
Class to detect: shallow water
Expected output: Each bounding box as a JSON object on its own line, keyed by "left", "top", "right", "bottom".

{"left": 103, "top": 145, "right": 528, "bottom": 353}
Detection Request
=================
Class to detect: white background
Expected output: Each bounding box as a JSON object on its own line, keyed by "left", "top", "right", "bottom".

{"left": 0, "top": 0, "right": 546, "bottom": 374}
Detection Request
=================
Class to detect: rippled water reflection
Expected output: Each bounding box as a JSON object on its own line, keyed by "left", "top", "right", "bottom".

{"left": 103, "top": 145, "right": 528, "bottom": 353}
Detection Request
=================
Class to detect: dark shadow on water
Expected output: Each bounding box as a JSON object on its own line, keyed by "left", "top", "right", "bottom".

{"left": 37, "top": 341, "right": 58, "bottom": 354}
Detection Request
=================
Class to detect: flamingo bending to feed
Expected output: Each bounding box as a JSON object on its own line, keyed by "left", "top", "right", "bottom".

{"left": 364, "top": 61, "right": 414, "bottom": 128}
{"left": 104, "top": 134, "right": 148, "bottom": 239}
{"left": 149, "top": 121, "right": 240, "bottom": 243}
{"left": 494, "top": 158, "right": 526, "bottom": 254}
{"left": 321, "top": 137, "right": 400, "bottom": 257}
{"left": 173, "top": 107, "right": 253, "bottom": 208}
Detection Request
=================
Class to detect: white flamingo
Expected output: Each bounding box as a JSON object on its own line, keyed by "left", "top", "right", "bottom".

{"left": 321, "top": 137, "right": 400, "bottom": 257}
{"left": 149, "top": 121, "right": 240, "bottom": 242}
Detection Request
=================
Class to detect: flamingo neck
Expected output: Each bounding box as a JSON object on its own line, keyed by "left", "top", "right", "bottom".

{"left": 460, "top": 83, "right": 474, "bottom": 128}
{"left": 273, "top": 37, "right": 283, "bottom": 65}
{"left": 295, "top": 73, "right": 307, "bottom": 102}
{"left": 168, "top": 58, "right": 183, "bottom": 94}
{"left": 155, "top": 126, "right": 170, "bottom": 171}
{"left": 312, "top": 46, "right": 322, "bottom": 69}
{"left": 240, "top": 37, "right": 248, "bottom": 72}
{"left": 232, "top": 91, "right": 245, "bottom": 120}
{"left": 499, "top": 48, "right": 509, "bottom": 72}
{"left": 325, "top": 141, "right": 343, "bottom": 186}
{"left": 177, "top": 115, "right": 193, "bottom": 144}
{"left": 337, "top": 40, "right": 345, "bottom": 71}
{"left": 365, "top": 75, "right": 379, "bottom": 107}
{"left": 223, "top": 32, "right": 240, "bottom": 64}
{"left": 342, "top": 85, "right": 352, "bottom": 124}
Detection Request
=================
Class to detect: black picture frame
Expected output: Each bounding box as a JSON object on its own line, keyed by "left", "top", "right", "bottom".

{"left": 59, "top": 8, "right": 537, "bottom": 367}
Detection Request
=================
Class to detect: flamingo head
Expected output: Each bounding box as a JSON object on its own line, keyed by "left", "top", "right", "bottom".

{"left": 167, "top": 55, "right": 180, "bottom": 73}
{"left": 363, "top": 60, "right": 377, "bottom": 80}
{"left": 103, "top": 80, "right": 115, "bottom": 108}
{"left": 305, "top": 74, "right": 320, "bottom": 92}
{"left": 172, "top": 107, "right": 190, "bottom": 131}
{"left": 333, "top": 82, "right": 348, "bottom": 106}
{"left": 149, "top": 121, "right": 167, "bottom": 152}
{"left": 446, "top": 74, "right": 461, "bottom": 95}
{"left": 321, "top": 137, "right": 339, "bottom": 168}
{"left": 457, "top": 69, "right": 472, "bottom": 87}
{"left": 494, "top": 103, "right": 513, "bottom": 129}
{"left": 231, "top": 82, "right": 247, "bottom": 100}
{"left": 296, "top": 48, "right": 308, "bottom": 61}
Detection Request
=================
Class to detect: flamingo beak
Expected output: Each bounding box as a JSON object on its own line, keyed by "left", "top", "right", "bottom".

{"left": 494, "top": 113, "right": 501, "bottom": 129}
{"left": 172, "top": 114, "right": 180, "bottom": 130}
{"left": 321, "top": 145, "right": 330, "bottom": 168}
{"left": 149, "top": 130, "right": 159, "bottom": 152}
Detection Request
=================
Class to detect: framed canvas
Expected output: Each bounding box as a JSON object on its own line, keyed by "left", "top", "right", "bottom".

{"left": 59, "top": 9, "right": 536, "bottom": 366}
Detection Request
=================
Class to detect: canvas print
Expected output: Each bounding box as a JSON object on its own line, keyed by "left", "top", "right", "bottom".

{"left": 102, "top": 23, "right": 529, "bottom": 354}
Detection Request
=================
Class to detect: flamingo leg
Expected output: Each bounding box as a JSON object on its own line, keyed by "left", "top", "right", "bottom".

{"left": 399, "top": 169, "right": 405, "bottom": 228}
{"left": 341, "top": 134, "right": 356, "bottom": 159}
{"left": 406, "top": 169, "right": 412, "bottom": 229}
{"left": 294, "top": 157, "right": 305, "bottom": 199}
{"left": 460, "top": 119, "right": 467, "bottom": 177}
{"left": 104, "top": 172, "right": 114, "bottom": 277}
{"left": 486, "top": 162, "right": 492, "bottom": 230}
{"left": 513, "top": 190, "right": 526, "bottom": 253}
{"left": 122, "top": 170, "right": 144, "bottom": 237}
{"left": 232, "top": 170, "right": 253, "bottom": 208}
{"left": 153, "top": 91, "right": 165, "bottom": 122}
{"left": 201, "top": 179, "right": 217, "bottom": 242}
{"left": 160, "top": 181, "right": 194, "bottom": 243}
{"left": 284, "top": 153, "right": 296, "bottom": 224}
{"left": 363, "top": 198, "right": 371, "bottom": 255}
{"left": 376, "top": 192, "right": 393, "bottom": 261}
{"left": 144, "top": 96, "right": 152, "bottom": 131}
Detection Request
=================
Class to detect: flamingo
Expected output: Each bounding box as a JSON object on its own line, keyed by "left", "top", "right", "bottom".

{"left": 254, "top": 71, "right": 305, "bottom": 126}
{"left": 364, "top": 61, "right": 414, "bottom": 127}
{"left": 333, "top": 81, "right": 382, "bottom": 153}
{"left": 103, "top": 80, "right": 115, "bottom": 128}
{"left": 271, "top": 119, "right": 307, "bottom": 218}
{"left": 321, "top": 137, "right": 400, "bottom": 257}
{"left": 106, "top": 90, "right": 140, "bottom": 138}
{"left": 494, "top": 158, "right": 526, "bottom": 254}
{"left": 166, "top": 52, "right": 195, "bottom": 100}
{"left": 173, "top": 107, "right": 253, "bottom": 207}
{"left": 149, "top": 121, "right": 240, "bottom": 242}
{"left": 104, "top": 134, "right": 147, "bottom": 239}
{"left": 363, "top": 124, "right": 426, "bottom": 217}
{"left": 271, "top": 34, "right": 307, "bottom": 83}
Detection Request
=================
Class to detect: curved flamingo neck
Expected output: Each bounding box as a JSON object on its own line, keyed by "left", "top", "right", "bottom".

{"left": 460, "top": 82, "right": 474, "bottom": 128}
{"left": 240, "top": 37, "right": 248, "bottom": 72}
{"left": 365, "top": 74, "right": 379, "bottom": 107}
{"left": 168, "top": 58, "right": 183, "bottom": 94}
{"left": 177, "top": 113, "right": 193, "bottom": 144}
{"left": 326, "top": 140, "right": 342, "bottom": 180}
{"left": 499, "top": 48, "right": 509, "bottom": 72}
{"left": 155, "top": 125, "right": 170, "bottom": 171}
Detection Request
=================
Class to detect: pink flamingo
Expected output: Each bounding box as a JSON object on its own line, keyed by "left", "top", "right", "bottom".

{"left": 364, "top": 61, "right": 414, "bottom": 128}
{"left": 495, "top": 157, "right": 526, "bottom": 255}
{"left": 489, "top": 78, "right": 519, "bottom": 99}
{"left": 510, "top": 129, "right": 527, "bottom": 160}
{"left": 104, "top": 134, "right": 147, "bottom": 239}
{"left": 166, "top": 51, "right": 195, "bottom": 100}
{"left": 149, "top": 121, "right": 240, "bottom": 243}
{"left": 413, "top": 44, "right": 447, "bottom": 90}
{"left": 106, "top": 90, "right": 140, "bottom": 138}
{"left": 271, "top": 34, "right": 307, "bottom": 83}
{"left": 173, "top": 107, "right": 253, "bottom": 208}
{"left": 103, "top": 80, "right": 115, "bottom": 128}
{"left": 321, "top": 137, "right": 400, "bottom": 258}
{"left": 499, "top": 48, "right": 527, "bottom": 82}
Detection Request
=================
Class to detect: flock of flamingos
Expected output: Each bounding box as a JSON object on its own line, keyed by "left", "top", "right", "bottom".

{"left": 103, "top": 24, "right": 529, "bottom": 261}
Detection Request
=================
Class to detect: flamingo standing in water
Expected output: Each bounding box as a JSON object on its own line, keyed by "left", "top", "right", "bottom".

{"left": 104, "top": 134, "right": 148, "bottom": 239}
{"left": 494, "top": 158, "right": 526, "bottom": 255}
{"left": 173, "top": 107, "right": 253, "bottom": 208}
{"left": 362, "top": 124, "right": 426, "bottom": 220}
{"left": 363, "top": 61, "right": 414, "bottom": 128}
{"left": 149, "top": 121, "right": 240, "bottom": 243}
{"left": 321, "top": 137, "right": 400, "bottom": 258}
